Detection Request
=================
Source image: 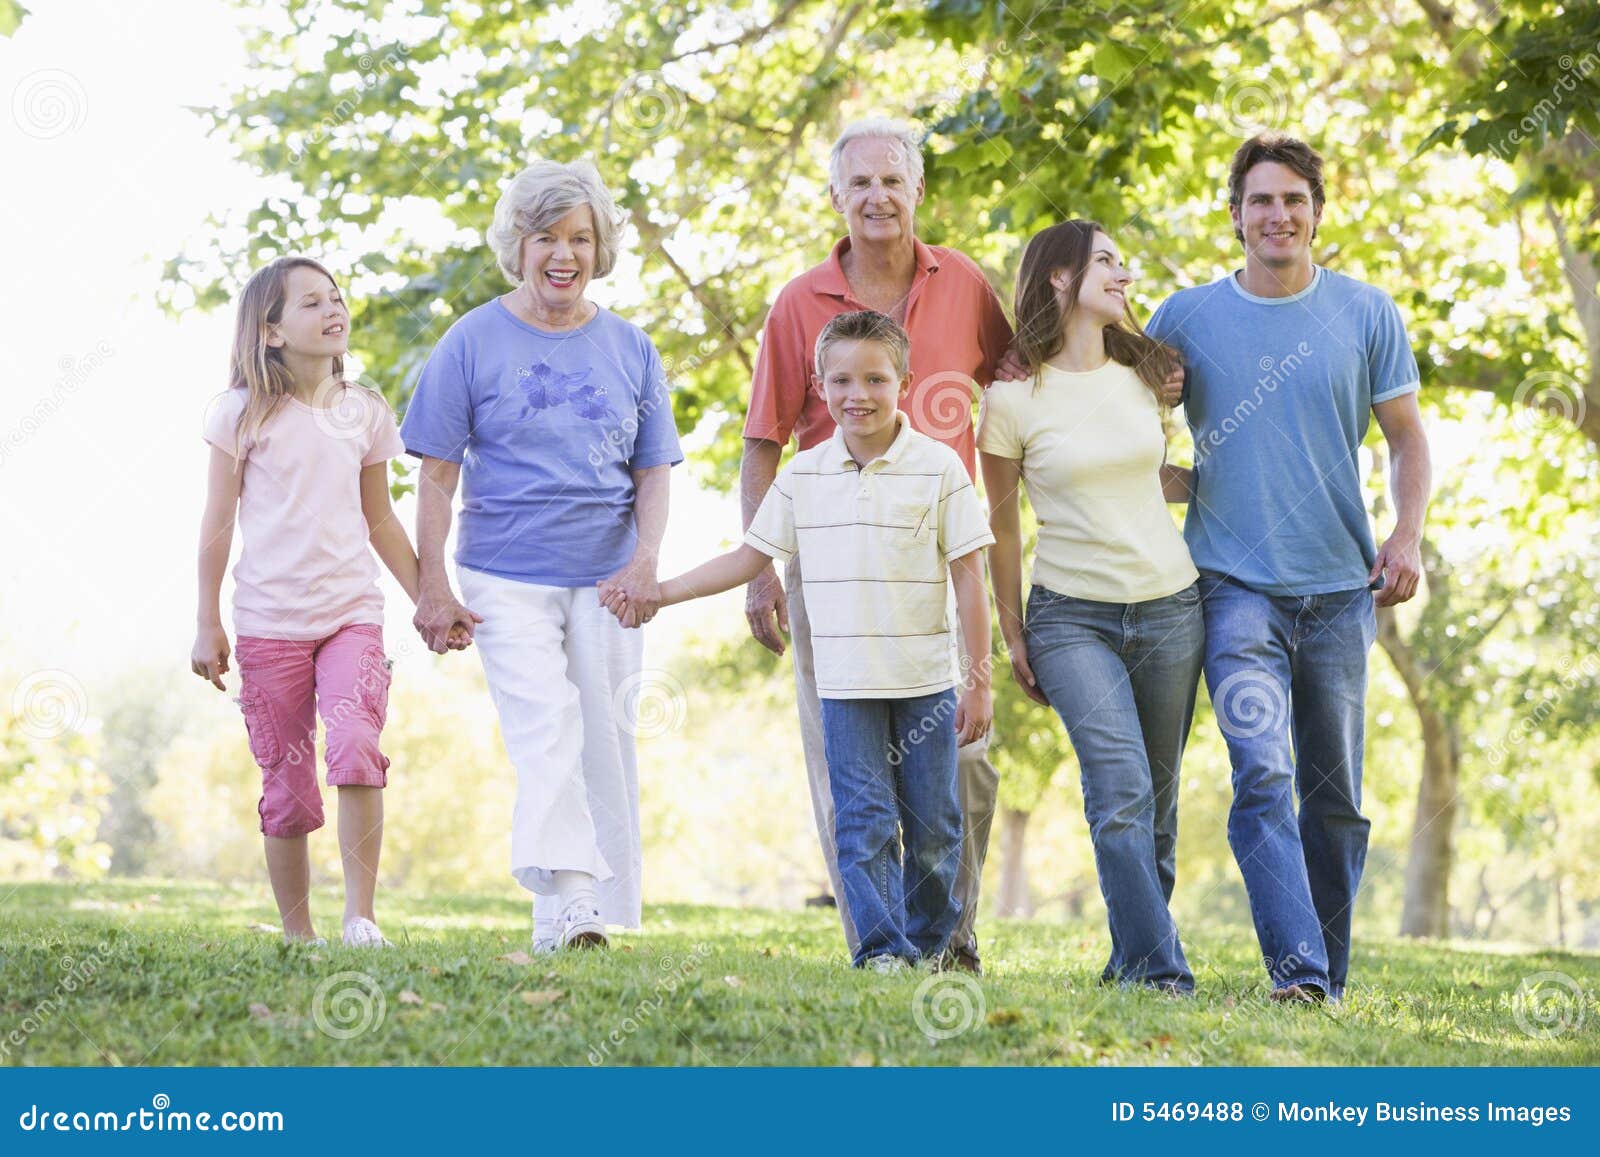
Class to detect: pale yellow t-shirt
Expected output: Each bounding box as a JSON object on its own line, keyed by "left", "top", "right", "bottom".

{"left": 977, "top": 360, "right": 1196, "bottom": 603}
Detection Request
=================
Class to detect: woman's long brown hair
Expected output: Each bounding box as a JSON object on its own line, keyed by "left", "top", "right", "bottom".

{"left": 1012, "top": 220, "right": 1178, "bottom": 403}
{"left": 225, "top": 256, "right": 346, "bottom": 458}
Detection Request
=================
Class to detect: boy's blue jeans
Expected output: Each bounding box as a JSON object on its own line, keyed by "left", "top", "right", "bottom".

{"left": 819, "top": 690, "right": 964, "bottom": 966}
{"left": 1198, "top": 572, "right": 1376, "bottom": 999}
{"left": 1023, "top": 582, "right": 1204, "bottom": 990}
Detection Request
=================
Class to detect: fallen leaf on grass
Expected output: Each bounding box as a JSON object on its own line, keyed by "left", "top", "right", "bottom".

{"left": 399, "top": 990, "right": 423, "bottom": 1005}
{"left": 247, "top": 1003, "right": 272, "bottom": 1021}
{"left": 986, "top": 1008, "right": 1022, "bottom": 1027}
{"left": 499, "top": 951, "right": 535, "bottom": 966}
{"left": 723, "top": 975, "right": 744, "bottom": 988}
{"left": 520, "top": 989, "right": 565, "bottom": 1006}
{"left": 429, "top": 1002, "right": 447, "bottom": 1013}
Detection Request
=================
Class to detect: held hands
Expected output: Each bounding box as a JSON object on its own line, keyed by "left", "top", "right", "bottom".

{"left": 1370, "top": 532, "right": 1423, "bottom": 607}
{"left": 597, "top": 554, "right": 662, "bottom": 628}
{"left": 414, "top": 585, "right": 483, "bottom": 655}
{"left": 190, "top": 624, "right": 232, "bottom": 691}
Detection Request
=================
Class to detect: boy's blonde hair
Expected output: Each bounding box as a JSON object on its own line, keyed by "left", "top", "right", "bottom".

{"left": 226, "top": 255, "right": 347, "bottom": 458}
{"left": 814, "top": 310, "right": 912, "bottom": 380}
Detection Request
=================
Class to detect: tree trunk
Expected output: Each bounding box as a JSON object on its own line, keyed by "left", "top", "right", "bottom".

{"left": 996, "top": 806, "right": 1033, "bottom": 918}
{"left": 1398, "top": 695, "right": 1461, "bottom": 938}
{"left": 1376, "top": 603, "right": 1463, "bottom": 939}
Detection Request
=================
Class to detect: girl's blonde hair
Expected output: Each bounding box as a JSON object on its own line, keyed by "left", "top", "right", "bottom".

{"left": 225, "top": 255, "right": 346, "bottom": 457}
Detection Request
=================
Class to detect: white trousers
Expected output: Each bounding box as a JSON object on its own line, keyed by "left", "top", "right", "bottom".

{"left": 459, "top": 567, "right": 644, "bottom": 928}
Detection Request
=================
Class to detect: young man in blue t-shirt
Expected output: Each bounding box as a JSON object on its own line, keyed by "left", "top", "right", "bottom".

{"left": 1145, "top": 134, "right": 1433, "bottom": 1002}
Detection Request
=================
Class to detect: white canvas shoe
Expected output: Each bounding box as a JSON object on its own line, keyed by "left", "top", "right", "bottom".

{"left": 559, "top": 902, "right": 608, "bottom": 950}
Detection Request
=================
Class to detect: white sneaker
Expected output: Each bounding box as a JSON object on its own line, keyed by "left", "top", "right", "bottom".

{"left": 532, "top": 913, "right": 560, "bottom": 955}
{"left": 865, "top": 954, "right": 909, "bottom": 975}
{"left": 342, "top": 917, "right": 393, "bottom": 948}
{"left": 559, "top": 901, "right": 608, "bottom": 950}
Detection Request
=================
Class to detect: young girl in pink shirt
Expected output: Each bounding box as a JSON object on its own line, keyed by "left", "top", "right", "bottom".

{"left": 190, "top": 255, "right": 467, "bottom": 948}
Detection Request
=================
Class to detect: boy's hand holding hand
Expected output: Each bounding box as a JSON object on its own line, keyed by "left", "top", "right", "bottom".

{"left": 955, "top": 678, "right": 993, "bottom": 747}
{"left": 190, "top": 624, "right": 231, "bottom": 691}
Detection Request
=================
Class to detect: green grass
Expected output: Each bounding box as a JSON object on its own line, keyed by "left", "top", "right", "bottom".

{"left": 1, "top": 879, "right": 1595, "bottom": 1066}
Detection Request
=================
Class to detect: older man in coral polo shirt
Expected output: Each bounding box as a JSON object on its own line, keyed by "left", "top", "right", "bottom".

{"left": 741, "top": 116, "right": 1013, "bottom": 972}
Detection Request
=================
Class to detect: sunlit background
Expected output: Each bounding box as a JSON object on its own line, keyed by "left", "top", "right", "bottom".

{"left": 2, "top": 0, "right": 1597, "bottom": 953}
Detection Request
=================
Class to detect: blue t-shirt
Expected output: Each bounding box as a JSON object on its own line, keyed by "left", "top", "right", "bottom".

{"left": 1146, "top": 266, "right": 1420, "bottom": 596}
{"left": 400, "top": 299, "right": 683, "bottom": 586}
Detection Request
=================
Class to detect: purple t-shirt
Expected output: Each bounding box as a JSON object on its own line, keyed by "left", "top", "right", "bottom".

{"left": 400, "top": 300, "right": 682, "bottom": 586}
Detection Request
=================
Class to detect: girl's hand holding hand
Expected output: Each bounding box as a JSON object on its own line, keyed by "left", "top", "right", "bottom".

{"left": 191, "top": 624, "right": 231, "bottom": 691}
{"left": 445, "top": 623, "right": 473, "bottom": 650}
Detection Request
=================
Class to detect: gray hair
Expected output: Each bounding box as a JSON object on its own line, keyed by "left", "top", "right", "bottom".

{"left": 828, "top": 117, "right": 925, "bottom": 192}
{"left": 486, "top": 159, "right": 622, "bottom": 284}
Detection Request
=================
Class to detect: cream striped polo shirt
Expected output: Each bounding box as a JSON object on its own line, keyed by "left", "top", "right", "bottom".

{"left": 746, "top": 415, "right": 994, "bottom": 700}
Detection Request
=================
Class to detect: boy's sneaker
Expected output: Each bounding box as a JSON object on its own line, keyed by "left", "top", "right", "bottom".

{"left": 559, "top": 902, "right": 608, "bottom": 950}
{"left": 342, "top": 917, "right": 392, "bottom": 949}
{"left": 864, "top": 954, "right": 909, "bottom": 975}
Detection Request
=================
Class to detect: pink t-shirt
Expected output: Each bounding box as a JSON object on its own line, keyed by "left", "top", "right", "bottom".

{"left": 202, "top": 385, "right": 405, "bottom": 640}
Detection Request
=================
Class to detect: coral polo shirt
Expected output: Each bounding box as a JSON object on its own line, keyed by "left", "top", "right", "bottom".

{"left": 743, "top": 236, "right": 1013, "bottom": 479}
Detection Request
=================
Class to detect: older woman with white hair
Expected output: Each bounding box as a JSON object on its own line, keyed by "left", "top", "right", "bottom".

{"left": 401, "top": 158, "right": 682, "bottom": 951}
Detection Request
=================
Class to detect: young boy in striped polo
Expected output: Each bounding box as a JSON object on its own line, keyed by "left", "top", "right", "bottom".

{"left": 601, "top": 310, "right": 995, "bottom": 971}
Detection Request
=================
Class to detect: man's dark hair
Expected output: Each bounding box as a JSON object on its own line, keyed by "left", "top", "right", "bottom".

{"left": 1227, "top": 134, "right": 1325, "bottom": 242}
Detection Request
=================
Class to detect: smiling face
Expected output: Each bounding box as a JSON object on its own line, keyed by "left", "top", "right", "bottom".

{"left": 1231, "top": 160, "right": 1322, "bottom": 270}
{"left": 517, "top": 203, "right": 596, "bottom": 315}
{"left": 829, "top": 136, "right": 924, "bottom": 246}
{"left": 267, "top": 265, "right": 349, "bottom": 357}
{"left": 1059, "top": 231, "right": 1132, "bottom": 328}
{"left": 814, "top": 337, "right": 910, "bottom": 449}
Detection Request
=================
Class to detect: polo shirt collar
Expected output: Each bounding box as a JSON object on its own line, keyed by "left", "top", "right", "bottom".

{"left": 825, "top": 411, "right": 912, "bottom": 470}
{"left": 813, "top": 237, "right": 941, "bottom": 299}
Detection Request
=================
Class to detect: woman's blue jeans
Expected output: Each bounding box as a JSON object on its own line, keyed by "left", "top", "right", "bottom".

{"left": 1024, "top": 582, "right": 1205, "bottom": 990}
{"left": 819, "top": 691, "right": 964, "bottom": 966}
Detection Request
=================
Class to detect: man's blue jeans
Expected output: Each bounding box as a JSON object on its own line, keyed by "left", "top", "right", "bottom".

{"left": 1023, "top": 583, "right": 1205, "bottom": 990}
{"left": 819, "top": 691, "right": 964, "bottom": 966}
{"left": 1198, "top": 572, "right": 1376, "bottom": 999}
